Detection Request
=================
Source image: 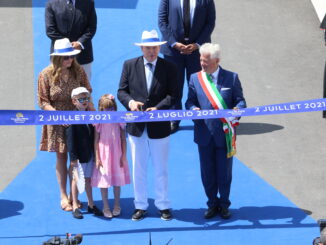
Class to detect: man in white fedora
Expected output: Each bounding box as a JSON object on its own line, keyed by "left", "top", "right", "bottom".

{"left": 118, "top": 30, "right": 178, "bottom": 221}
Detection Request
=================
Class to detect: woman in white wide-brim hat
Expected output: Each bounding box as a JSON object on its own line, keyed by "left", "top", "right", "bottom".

{"left": 37, "top": 38, "right": 93, "bottom": 211}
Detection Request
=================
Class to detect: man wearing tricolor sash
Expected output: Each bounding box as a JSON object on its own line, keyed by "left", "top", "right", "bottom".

{"left": 186, "top": 43, "right": 246, "bottom": 219}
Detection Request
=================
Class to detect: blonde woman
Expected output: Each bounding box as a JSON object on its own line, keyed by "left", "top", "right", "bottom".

{"left": 37, "top": 38, "right": 93, "bottom": 211}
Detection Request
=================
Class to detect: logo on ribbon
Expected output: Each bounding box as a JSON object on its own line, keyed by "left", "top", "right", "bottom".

{"left": 11, "top": 112, "right": 29, "bottom": 124}
{"left": 121, "top": 112, "right": 139, "bottom": 122}
{"left": 227, "top": 109, "right": 245, "bottom": 117}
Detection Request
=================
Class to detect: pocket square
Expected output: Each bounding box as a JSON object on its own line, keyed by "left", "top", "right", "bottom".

{"left": 221, "top": 87, "right": 231, "bottom": 91}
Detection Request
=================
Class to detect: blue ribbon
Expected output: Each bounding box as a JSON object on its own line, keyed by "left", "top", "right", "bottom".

{"left": 140, "top": 38, "right": 161, "bottom": 43}
{"left": 1, "top": 98, "right": 326, "bottom": 126}
{"left": 53, "top": 47, "right": 74, "bottom": 53}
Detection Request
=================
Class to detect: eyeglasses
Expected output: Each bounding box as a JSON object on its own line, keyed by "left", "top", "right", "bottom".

{"left": 63, "top": 55, "right": 75, "bottom": 61}
{"left": 77, "top": 97, "right": 90, "bottom": 103}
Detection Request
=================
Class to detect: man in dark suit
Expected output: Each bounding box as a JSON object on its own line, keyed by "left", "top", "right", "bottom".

{"left": 118, "top": 30, "right": 178, "bottom": 221}
{"left": 186, "top": 43, "right": 246, "bottom": 219}
{"left": 158, "top": 0, "right": 216, "bottom": 132}
{"left": 45, "top": 0, "right": 97, "bottom": 81}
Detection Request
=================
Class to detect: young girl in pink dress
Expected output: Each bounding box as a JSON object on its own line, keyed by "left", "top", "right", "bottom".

{"left": 92, "top": 94, "right": 130, "bottom": 218}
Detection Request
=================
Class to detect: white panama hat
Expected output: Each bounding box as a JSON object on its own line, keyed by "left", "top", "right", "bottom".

{"left": 50, "top": 38, "right": 81, "bottom": 56}
{"left": 71, "top": 87, "right": 90, "bottom": 98}
{"left": 134, "top": 30, "right": 167, "bottom": 46}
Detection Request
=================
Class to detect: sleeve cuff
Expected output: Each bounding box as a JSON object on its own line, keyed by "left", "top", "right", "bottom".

{"left": 77, "top": 41, "right": 84, "bottom": 50}
{"left": 128, "top": 99, "right": 135, "bottom": 109}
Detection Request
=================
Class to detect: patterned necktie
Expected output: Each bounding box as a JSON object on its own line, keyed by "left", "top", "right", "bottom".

{"left": 209, "top": 74, "right": 215, "bottom": 84}
{"left": 183, "top": 0, "right": 191, "bottom": 39}
{"left": 146, "top": 63, "right": 154, "bottom": 92}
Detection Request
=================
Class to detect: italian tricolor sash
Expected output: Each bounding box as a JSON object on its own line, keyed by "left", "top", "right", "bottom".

{"left": 197, "top": 71, "right": 237, "bottom": 158}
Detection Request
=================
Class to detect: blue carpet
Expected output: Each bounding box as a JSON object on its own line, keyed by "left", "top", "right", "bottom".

{"left": 0, "top": 0, "right": 319, "bottom": 244}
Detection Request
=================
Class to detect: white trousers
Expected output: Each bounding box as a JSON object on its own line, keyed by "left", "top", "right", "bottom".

{"left": 81, "top": 62, "right": 92, "bottom": 83}
{"left": 128, "top": 129, "right": 170, "bottom": 210}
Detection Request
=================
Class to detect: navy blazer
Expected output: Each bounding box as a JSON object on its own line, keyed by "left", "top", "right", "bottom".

{"left": 65, "top": 124, "right": 94, "bottom": 163}
{"left": 185, "top": 67, "right": 246, "bottom": 147}
{"left": 45, "top": 0, "right": 97, "bottom": 65}
{"left": 117, "top": 56, "right": 178, "bottom": 139}
{"left": 158, "top": 0, "right": 216, "bottom": 56}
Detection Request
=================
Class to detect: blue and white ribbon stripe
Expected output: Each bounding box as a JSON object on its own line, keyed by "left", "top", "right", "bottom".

{"left": 53, "top": 47, "right": 75, "bottom": 53}
{"left": 1, "top": 98, "right": 326, "bottom": 126}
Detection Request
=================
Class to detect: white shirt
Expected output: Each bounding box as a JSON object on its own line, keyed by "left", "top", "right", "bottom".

{"left": 143, "top": 57, "right": 157, "bottom": 92}
{"left": 128, "top": 57, "right": 158, "bottom": 109}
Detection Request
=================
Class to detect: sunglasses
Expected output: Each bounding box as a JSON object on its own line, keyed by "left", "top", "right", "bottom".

{"left": 63, "top": 55, "right": 75, "bottom": 61}
{"left": 77, "top": 97, "right": 90, "bottom": 103}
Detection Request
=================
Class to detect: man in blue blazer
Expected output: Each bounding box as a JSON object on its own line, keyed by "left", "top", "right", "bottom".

{"left": 45, "top": 0, "right": 97, "bottom": 80}
{"left": 186, "top": 43, "right": 246, "bottom": 219}
{"left": 158, "top": 0, "right": 216, "bottom": 132}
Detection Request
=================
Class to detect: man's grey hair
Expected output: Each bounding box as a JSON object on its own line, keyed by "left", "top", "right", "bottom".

{"left": 199, "top": 43, "right": 221, "bottom": 59}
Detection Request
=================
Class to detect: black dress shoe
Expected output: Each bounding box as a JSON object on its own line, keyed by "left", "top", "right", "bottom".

{"left": 132, "top": 209, "right": 147, "bottom": 221}
{"left": 170, "top": 122, "right": 179, "bottom": 134}
{"left": 220, "top": 207, "right": 231, "bottom": 219}
{"left": 88, "top": 205, "right": 103, "bottom": 216}
{"left": 159, "top": 209, "right": 172, "bottom": 221}
{"left": 72, "top": 208, "right": 83, "bottom": 219}
{"left": 204, "top": 206, "right": 220, "bottom": 219}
